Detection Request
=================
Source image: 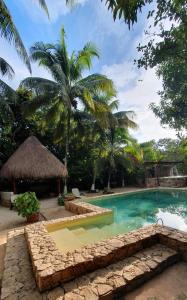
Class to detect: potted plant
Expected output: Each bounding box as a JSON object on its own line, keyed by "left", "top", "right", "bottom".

{"left": 14, "top": 192, "right": 40, "bottom": 223}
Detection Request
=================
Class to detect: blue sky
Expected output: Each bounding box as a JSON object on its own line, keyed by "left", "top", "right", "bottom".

{"left": 1, "top": 0, "right": 177, "bottom": 142}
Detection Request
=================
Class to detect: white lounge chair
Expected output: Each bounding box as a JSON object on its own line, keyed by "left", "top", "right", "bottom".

{"left": 10, "top": 194, "right": 18, "bottom": 209}
{"left": 72, "top": 188, "right": 85, "bottom": 199}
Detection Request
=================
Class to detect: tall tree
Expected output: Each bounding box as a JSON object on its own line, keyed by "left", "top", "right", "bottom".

{"left": 136, "top": 0, "right": 187, "bottom": 131}
{"left": 20, "top": 27, "right": 115, "bottom": 192}
{"left": 67, "top": 0, "right": 187, "bottom": 131}
{"left": 101, "top": 108, "right": 138, "bottom": 190}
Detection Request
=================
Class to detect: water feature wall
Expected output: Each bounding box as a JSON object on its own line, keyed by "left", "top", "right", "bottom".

{"left": 146, "top": 176, "right": 187, "bottom": 188}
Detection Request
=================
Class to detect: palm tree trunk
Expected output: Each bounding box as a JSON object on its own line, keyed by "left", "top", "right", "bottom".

{"left": 122, "top": 176, "right": 125, "bottom": 187}
{"left": 107, "top": 171, "right": 111, "bottom": 190}
{"left": 64, "top": 110, "right": 71, "bottom": 194}
{"left": 90, "top": 162, "right": 96, "bottom": 191}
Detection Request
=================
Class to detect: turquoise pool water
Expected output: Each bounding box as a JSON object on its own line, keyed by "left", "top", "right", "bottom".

{"left": 89, "top": 189, "right": 187, "bottom": 232}
{"left": 49, "top": 189, "right": 187, "bottom": 252}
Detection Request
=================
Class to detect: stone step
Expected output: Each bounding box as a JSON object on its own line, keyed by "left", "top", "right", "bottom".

{"left": 2, "top": 226, "right": 186, "bottom": 299}
{"left": 61, "top": 243, "right": 180, "bottom": 299}
{"left": 101, "top": 222, "right": 128, "bottom": 236}
{"left": 70, "top": 227, "right": 86, "bottom": 236}
{"left": 78, "top": 227, "right": 106, "bottom": 244}
{"left": 49, "top": 228, "right": 84, "bottom": 253}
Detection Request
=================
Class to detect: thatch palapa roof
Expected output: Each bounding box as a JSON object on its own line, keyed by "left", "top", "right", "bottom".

{"left": 0, "top": 136, "right": 67, "bottom": 180}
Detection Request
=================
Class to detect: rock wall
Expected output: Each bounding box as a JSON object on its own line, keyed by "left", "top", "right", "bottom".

{"left": 146, "top": 176, "right": 187, "bottom": 188}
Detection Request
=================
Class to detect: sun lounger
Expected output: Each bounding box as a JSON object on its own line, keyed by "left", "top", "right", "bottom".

{"left": 72, "top": 188, "right": 85, "bottom": 198}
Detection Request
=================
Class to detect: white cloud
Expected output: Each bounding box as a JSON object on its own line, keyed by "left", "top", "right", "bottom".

{"left": 0, "top": 39, "right": 52, "bottom": 90}
{"left": 102, "top": 61, "right": 139, "bottom": 90}
{"left": 101, "top": 62, "right": 177, "bottom": 142}
{"left": 17, "top": 0, "right": 87, "bottom": 23}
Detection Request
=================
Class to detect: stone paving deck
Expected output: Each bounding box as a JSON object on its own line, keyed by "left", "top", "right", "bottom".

{"left": 22, "top": 197, "right": 187, "bottom": 292}
{"left": 125, "top": 262, "right": 187, "bottom": 300}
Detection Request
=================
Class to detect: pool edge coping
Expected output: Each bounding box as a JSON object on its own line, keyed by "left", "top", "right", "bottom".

{"left": 83, "top": 187, "right": 187, "bottom": 202}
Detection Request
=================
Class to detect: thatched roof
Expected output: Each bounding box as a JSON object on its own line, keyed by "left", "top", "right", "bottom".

{"left": 0, "top": 136, "right": 67, "bottom": 179}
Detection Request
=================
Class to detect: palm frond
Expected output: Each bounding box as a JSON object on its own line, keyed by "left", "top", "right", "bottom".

{"left": 0, "top": 57, "right": 14, "bottom": 78}
{"left": 20, "top": 77, "right": 59, "bottom": 94}
{"left": 30, "top": 42, "right": 55, "bottom": 66}
{"left": 44, "top": 101, "right": 63, "bottom": 124}
{"left": 114, "top": 111, "right": 138, "bottom": 129}
{"left": 0, "top": 95, "right": 14, "bottom": 121}
{"left": 56, "top": 27, "right": 70, "bottom": 77}
{"left": 0, "top": 0, "right": 31, "bottom": 72}
{"left": 75, "top": 74, "right": 116, "bottom": 96}
{"left": 108, "top": 99, "right": 119, "bottom": 111}
{"left": 22, "top": 94, "right": 52, "bottom": 116}
{"left": 0, "top": 79, "right": 16, "bottom": 100}
{"left": 53, "top": 120, "right": 66, "bottom": 143}
{"left": 66, "top": 0, "right": 76, "bottom": 7}
{"left": 37, "top": 0, "right": 49, "bottom": 18}
{"left": 75, "top": 42, "right": 100, "bottom": 73}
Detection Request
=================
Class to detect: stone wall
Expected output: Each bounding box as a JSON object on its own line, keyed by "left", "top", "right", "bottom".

{"left": 2, "top": 227, "right": 185, "bottom": 300}
{"left": 146, "top": 176, "right": 187, "bottom": 188}
{"left": 145, "top": 178, "right": 158, "bottom": 188}
{"left": 25, "top": 199, "right": 187, "bottom": 292}
{"left": 0, "top": 192, "right": 13, "bottom": 207}
{"left": 159, "top": 176, "right": 187, "bottom": 187}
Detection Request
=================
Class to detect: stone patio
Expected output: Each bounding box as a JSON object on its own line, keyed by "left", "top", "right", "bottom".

{"left": 125, "top": 262, "right": 187, "bottom": 300}
{"left": 1, "top": 223, "right": 187, "bottom": 300}
{"left": 1, "top": 188, "right": 187, "bottom": 299}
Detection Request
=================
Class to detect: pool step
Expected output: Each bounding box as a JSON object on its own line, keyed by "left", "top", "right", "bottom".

{"left": 70, "top": 227, "right": 86, "bottom": 236}
{"left": 62, "top": 243, "right": 180, "bottom": 299}
{"left": 50, "top": 228, "right": 84, "bottom": 252}
{"left": 78, "top": 227, "right": 106, "bottom": 244}
{"left": 51, "top": 221, "right": 154, "bottom": 253}
{"left": 100, "top": 222, "right": 128, "bottom": 236}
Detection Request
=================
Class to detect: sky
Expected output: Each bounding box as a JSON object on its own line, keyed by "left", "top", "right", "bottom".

{"left": 1, "top": 0, "right": 178, "bottom": 142}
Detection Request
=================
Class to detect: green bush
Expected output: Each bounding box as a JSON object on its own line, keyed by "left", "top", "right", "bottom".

{"left": 14, "top": 192, "right": 40, "bottom": 218}
{"left": 58, "top": 194, "right": 64, "bottom": 206}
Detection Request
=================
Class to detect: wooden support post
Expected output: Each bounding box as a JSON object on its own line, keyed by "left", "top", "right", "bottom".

{"left": 57, "top": 178, "right": 61, "bottom": 195}
{"left": 12, "top": 179, "right": 16, "bottom": 194}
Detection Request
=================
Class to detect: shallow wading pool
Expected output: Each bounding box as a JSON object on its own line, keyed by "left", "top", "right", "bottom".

{"left": 49, "top": 189, "right": 187, "bottom": 252}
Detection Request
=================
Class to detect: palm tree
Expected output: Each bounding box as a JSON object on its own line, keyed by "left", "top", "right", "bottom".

{"left": 102, "top": 109, "right": 138, "bottom": 190}
{"left": 79, "top": 92, "right": 138, "bottom": 191}
{"left": 20, "top": 27, "right": 115, "bottom": 192}
{"left": 0, "top": 0, "right": 49, "bottom": 72}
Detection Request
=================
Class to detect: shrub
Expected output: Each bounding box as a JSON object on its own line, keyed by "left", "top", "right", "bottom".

{"left": 14, "top": 192, "right": 40, "bottom": 218}
{"left": 58, "top": 194, "right": 64, "bottom": 206}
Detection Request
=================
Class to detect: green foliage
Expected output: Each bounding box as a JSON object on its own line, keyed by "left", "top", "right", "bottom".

{"left": 0, "top": 57, "right": 14, "bottom": 78}
{"left": 58, "top": 194, "right": 64, "bottom": 206}
{"left": 14, "top": 192, "right": 40, "bottom": 218}
{"left": 19, "top": 27, "right": 116, "bottom": 194}
{"left": 140, "top": 140, "right": 160, "bottom": 162}
{"left": 136, "top": 0, "right": 187, "bottom": 132}
{"left": 0, "top": 0, "right": 49, "bottom": 72}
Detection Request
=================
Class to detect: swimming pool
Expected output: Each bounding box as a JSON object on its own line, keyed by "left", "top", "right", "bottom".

{"left": 89, "top": 189, "right": 187, "bottom": 232}
{"left": 49, "top": 189, "right": 187, "bottom": 253}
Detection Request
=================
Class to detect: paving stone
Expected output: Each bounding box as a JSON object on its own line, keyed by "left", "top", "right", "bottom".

{"left": 97, "top": 283, "right": 113, "bottom": 296}
{"left": 64, "top": 292, "right": 84, "bottom": 300}
{"left": 1, "top": 218, "right": 186, "bottom": 299}
{"left": 47, "top": 287, "right": 64, "bottom": 300}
